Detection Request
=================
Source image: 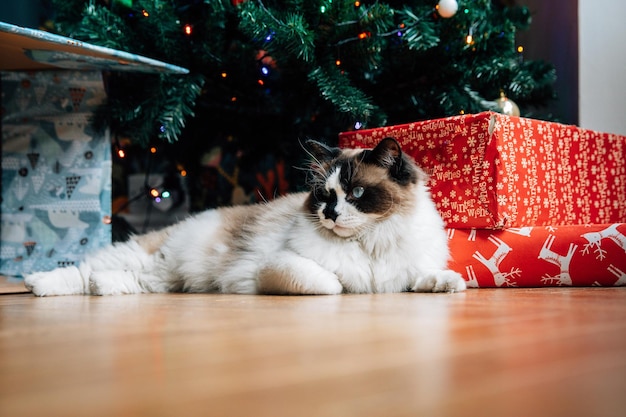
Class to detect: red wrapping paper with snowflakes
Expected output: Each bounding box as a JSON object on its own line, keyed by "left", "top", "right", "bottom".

{"left": 446, "top": 224, "right": 626, "bottom": 287}
{"left": 339, "top": 112, "right": 626, "bottom": 229}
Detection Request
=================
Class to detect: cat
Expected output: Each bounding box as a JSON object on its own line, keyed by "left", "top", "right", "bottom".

{"left": 24, "top": 137, "right": 466, "bottom": 296}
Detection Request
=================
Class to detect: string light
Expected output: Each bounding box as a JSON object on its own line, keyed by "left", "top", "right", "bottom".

{"left": 335, "top": 59, "right": 341, "bottom": 66}
{"left": 175, "top": 164, "right": 188, "bottom": 178}
{"left": 221, "top": 72, "right": 228, "bottom": 78}
{"left": 142, "top": 10, "right": 149, "bottom": 17}
{"left": 149, "top": 187, "right": 173, "bottom": 202}
{"left": 397, "top": 23, "right": 405, "bottom": 37}
{"left": 466, "top": 24, "right": 476, "bottom": 45}
{"left": 184, "top": 24, "right": 193, "bottom": 36}
{"left": 358, "top": 32, "right": 370, "bottom": 40}
{"left": 517, "top": 45, "right": 525, "bottom": 62}
{"left": 150, "top": 147, "right": 157, "bottom": 154}
{"left": 354, "top": 1, "right": 361, "bottom": 6}
{"left": 114, "top": 136, "right": 128, "bottom": 159}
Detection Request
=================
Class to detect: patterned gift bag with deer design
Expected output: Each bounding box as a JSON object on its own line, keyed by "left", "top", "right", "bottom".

{"left": 1, "top": 71, "right": 112, "bottom": 277}
{"left": 447, "top": 224, "right": 626, "bottom": 287}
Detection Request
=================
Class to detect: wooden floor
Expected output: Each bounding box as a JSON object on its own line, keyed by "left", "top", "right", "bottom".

{"left": 1, "top": 280, "right": 625, "bottom": 417}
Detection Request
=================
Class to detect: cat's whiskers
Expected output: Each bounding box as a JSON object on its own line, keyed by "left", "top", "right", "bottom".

{"left": 255, "top": 189, "right": 269, "bottom": 204}
{"left": 303, "top": 166, "right": 329, "bottom": 192}
{"left": 301, "top": 140, "right": 325, "bottom": 169}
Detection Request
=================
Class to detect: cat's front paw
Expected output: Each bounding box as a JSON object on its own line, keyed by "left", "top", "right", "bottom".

{"left": 24, "top": 266, "right": 86, "bottom": 296}
{"left": 257, "top": 255, "right": 344, "bottom": 295}
{"left": 413, "top": 270, "right": 467, "bottom": 293}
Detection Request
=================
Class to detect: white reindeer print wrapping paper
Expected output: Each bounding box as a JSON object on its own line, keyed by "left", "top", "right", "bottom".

{"left": 447, "top": 224, "right": 626, "bottom": 287}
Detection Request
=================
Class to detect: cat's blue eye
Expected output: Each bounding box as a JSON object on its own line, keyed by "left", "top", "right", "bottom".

{"left": 351, "top": 186, "right": 365, "bottom": 198}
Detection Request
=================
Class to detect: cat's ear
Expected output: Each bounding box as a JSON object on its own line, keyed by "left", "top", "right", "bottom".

{"left": 366, "top": 138, "right": 402, "bottom": 169}
{"left": 369, "top": 137, "right": 402, "bottom": 169}
{"left": 303, "top": 139, "right": 341, "bottom": 163}
{"left": 367, "top": 137, "right": 417, "bottom": 185}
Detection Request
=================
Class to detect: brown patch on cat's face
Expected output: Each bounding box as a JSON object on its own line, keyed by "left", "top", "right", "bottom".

{"left": 304, "top": 138, "right": 422, "bottom": 237}
{"left": 345, "top": 162, "right": 411, "bottom": 216}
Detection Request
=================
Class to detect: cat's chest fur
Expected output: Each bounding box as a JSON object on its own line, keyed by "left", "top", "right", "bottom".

{"left": 285, "top": 213, "right": 415, "bottom": 293}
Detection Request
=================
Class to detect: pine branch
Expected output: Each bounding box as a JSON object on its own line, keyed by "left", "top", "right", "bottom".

{"left": 71, "top": 1, "right": 132, "bottom": 50}
{"left": 396, "top": 6, "right": 439, "bottom": 51}
{"left": 238, "top": 1, "right": 315, "bottom": 63}
{"left": 308, "top": 65, "right": 385, "bottom": 127}
{"left": 51, "top": 0, "right": 89, "bottom": 34}
{"left": 157, "top": 74, "right": 205, "bottom": 143}
{"left": 509, "top": 60, "right": 557, "bottom": 101}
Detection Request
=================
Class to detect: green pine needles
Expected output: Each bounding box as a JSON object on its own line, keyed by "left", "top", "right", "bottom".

{"left": 52, "top": 0, "right": 556, "bottom": 145}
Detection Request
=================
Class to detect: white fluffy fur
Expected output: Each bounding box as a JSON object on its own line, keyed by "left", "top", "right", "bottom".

{"left": 25, "top": 145, "right": 466, "bottom": 297}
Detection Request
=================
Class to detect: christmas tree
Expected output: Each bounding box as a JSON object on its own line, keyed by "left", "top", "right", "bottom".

{"left": 50, "top": 0, "right": 556, "bottom": 212}
{"left": 52, "top": 0, "right": 555, "bottom": 143}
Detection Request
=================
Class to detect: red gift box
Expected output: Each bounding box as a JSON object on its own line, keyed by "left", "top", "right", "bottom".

{"left": 447, "top": 223, "right": 626, "bottom": 287}
{"left": 339, "top": 112, "right": 626, "bottom": 229}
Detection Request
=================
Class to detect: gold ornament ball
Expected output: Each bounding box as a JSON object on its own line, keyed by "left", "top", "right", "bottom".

{"left": 494, "top": 92, "right": 520, "bottom": 117}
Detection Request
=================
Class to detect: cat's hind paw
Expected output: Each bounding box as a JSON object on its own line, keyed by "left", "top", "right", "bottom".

{"left": 413, "top": 270, "right": 467, "bottom": 293}
{"left": 24, "top": 266, "right": 86, "bottom": 297}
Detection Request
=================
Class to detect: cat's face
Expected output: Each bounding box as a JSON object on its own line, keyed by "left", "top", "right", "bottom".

{"left": 305, "top": 137, "right": 422, "bottom": 238}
